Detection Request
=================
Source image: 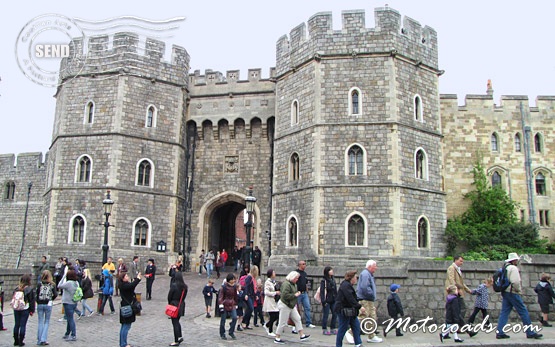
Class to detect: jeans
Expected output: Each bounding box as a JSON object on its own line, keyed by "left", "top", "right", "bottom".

{"left": 63, "top": 303, "right": 77, "bottom": 337}
{"left": 82, "top": 299, "right": 94, "bottom": 315}
{"left": 497, "top": 291, "right": 536, "bottom": 337}
{"left": 234, "top": 259, "right": 239, "bottom": 271}
{"left": 322, "top": 302, "right": 337, "bottom": 330}
{"left": 243, "top": 296, "right": 254, "bottom": 326}
{"left": 297, "top": 292, "right": 312, "bottom": 326}
{"left": 206, "top": 263, "right": 213, "bottom": 278}
{"left": 99, "top": 294, "right": 115, "bottom": 313}
{"left": 13, "top": 309, "right": 30, "bottom": 339}
{"left": 171, "top": 317, "right": 182, "bottom": 342}
{"left": 219, "top": 309, "right": 238, "bottom": 336}
{"left": 120, "top": 322, "right": 132, "bottom": 347}
{"left": 37, "top": 304, "right": 52, "bottom": 343}
{"left": 336, "top": 312, "right": 362, "bottom": 347}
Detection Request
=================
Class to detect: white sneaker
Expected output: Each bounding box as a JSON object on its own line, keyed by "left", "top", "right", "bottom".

{"left": 367, "top": 336, "right": 383, "bottom": 343}
{"left": 264, "top": 324, "right": 270, "bottom": 334}
{"left": 268, "top": 332, "right": 276, "bottom": 337}
{"left": 306, "top": 324, "right": 316, "bottom": 328}
{"left": 345, "top": 330, "right": 354, "bottom": 344}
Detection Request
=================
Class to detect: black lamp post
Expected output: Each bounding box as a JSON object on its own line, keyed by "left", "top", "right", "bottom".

{"left": 243, "top": 187, "right": 256, "bottom": 267}
{"left": 101, "top": 190, "right": 114, "bottom": 265}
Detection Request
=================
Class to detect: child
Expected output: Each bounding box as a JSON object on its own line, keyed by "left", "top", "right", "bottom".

{"left": 203, "top": 279, "right": 217, "bottom": 318}
{"left": 385, "top": 283, "right": 404, "bottom": 337}
{"left": 236, "top": 284, "right": 245, "bottom": 331}
{"left": 440, "top": 285, "right": 464, "bottom": 343}
{"left": 253, "top": 281, "right": 265, "bottom": 327}
{"left": 535, "top": 273, "right": 555, "bottom": 327}
{"left": 468, "top": 277, "right": 493, "bottom": 326}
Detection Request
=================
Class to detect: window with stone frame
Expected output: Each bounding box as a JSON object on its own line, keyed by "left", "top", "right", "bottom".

{"left": 539, "top": 210, "right": 550, "bottom": 227}
{"left": 491, "top": 171, "right": 502, "bottom": 188}
{"left": 415, "top": 148, "right": 428, "bottom": 180}
{"left": 534, "top": 133, "right": 543, "bottom": 153}
{"left": 137, "top": 159, "right": 152, "bottom": 187}
{"left": 535, "top": 172, "right": 546, "bottom": 196}
{"left": 348, "top": 88, "right": 361, "bottom": 115}
{"left": 71, "top": 215, "right": 85, "bottom": 243}
{"left": 287, "top": 217, "right": 298, "bottom": 247}
{"left": 514, "top": 133, "right": 522, "bottom": 152}
{"left": 134, "top": 218, "right": 149, "bottom": 246}
{"left": 348, "top": 145, "right": 364, "bottom": 175}
{"left": 4, "top": 181, "right": 15, "bottom": 200}
{"left": 347, "top": 214, "right": 365, "bottom": 246}
{"left": 85, "top": 101, "right": 94, "bottom": 124}
{"left": 491, "top": 133, "right": 499, "bottom": 152}
{"left": 76, "top": 155, "right": 92, "bottom": 182}
{"left": 146, "top": 105, "right": 157, "bottom": 128}
{"left": 414, "top": 94, "right": 423, "bottom": 121}
{"left": 291, "top": 100, "right": 299, "bottom": 125}
{"left": 417, "top": 217, "right": 429, "bottom": 248}
{"left": 290, "top": 153, "right": 300, "bottom": 181}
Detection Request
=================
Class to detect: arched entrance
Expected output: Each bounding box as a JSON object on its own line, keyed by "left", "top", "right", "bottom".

{"left": 197, "top": 191, "right": 258, "bottom": 267}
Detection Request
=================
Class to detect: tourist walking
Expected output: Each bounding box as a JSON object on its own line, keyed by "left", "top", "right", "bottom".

{"left": 36, "top": 270, "right": 57, "bottom": 345}
{"left": 58, "top": 269, "right": 80, "bottom": 341}
{"left": 167, "top": 271, "right": 187, "bottom": 346}
{"left": 320, "top": 266, "right": 338, "bottom": 336}
{"left": 334, "top": 270, "right": 365, "bottom": 347}
{"left": 440, "top": 285, "right": 465, "bottom": 343}
{"left": 80, "top": 269, "right": 95, "bottom": 317}
{"left": 98, "top": 269, "right": 116, "bottom": 315}
{"left": 357, "top": 259, "right": 382, "bottom": 343}
{"left": 12, "top": 273, "right": 35, "bottom": 346}
{"left": 263, "top": 268, "right": 280, "bottom": 337}
{"left": 468, "top": 277, "right": 493, "bottom": 326}
{"left": 274, "top": 271, "right": 310, "bottom": 344}
{"left": 496, "top": 253, "right": 543, "bottom": 339}
{"left": 240, "top": 265, "right": 258, "bottom": 330}
{"left": 118, "top": 271, "right": 141, "bottom": 347}
{"left": 218, "top": 273, "right": 238, "bottom": 340}
{"left": 535, "top": 273, "right": 555, "bottom": 327}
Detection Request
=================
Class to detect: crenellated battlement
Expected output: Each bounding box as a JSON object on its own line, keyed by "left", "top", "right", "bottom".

{"left": 276, "top": 6, "right": 438, "bottom": 76}
{"left": 189, "top": 68, "right": 276, "bottom": 86}
{"left": 0, "top": 152, "right": 46, "bottom": 172}
{"left": 441, "top": 94, "right": 555, "bottom": 116}
{"left": 61, "top": 32, "right": 190, "bottom": 86}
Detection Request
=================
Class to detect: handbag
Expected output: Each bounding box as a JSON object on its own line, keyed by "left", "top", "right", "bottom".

{"left": 132, "top": 300, "right": 142, "bottom": 314}
{"left": 165, "top": 289, "right": 185, "bottom": 319}
{"left": 120, "top": 305, "right": 133, "bottom": 318}
{"left": 341, "top": 307, "right": 357, "bottom": 317}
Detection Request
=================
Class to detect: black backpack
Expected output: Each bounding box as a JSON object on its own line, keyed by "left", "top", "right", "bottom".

{"left": 492, "top": 264, "right": 511, "bottom": 292}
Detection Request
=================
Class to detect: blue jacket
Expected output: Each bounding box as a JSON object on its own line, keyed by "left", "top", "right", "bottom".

{"left": 101, "top": 269, "right": 114, "bottom": 296}
{"left": 357, "top": 268, "right": 376, "bottom": 301}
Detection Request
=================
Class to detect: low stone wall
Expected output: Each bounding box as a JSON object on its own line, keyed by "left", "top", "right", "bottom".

{"left": 272, "top": 254, "right": 555, "bottom": 326}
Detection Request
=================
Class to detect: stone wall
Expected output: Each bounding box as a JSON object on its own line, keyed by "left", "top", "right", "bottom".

{"left": 274, "top": 255, "right": 555, "bottom": 326}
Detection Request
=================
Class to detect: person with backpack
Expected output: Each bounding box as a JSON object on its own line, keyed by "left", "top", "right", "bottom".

{"left": 58, "top": 269, "right": 80, "bottom": 341}
{"left": 534, "top": 273, "right": 555, "bottom": 327}
{"left": 98, "top": 269, "right": 116, "bottom": 315}
{"left": 36, "top": 270, "right": 57, "bottom": 345}
{"left": 239, "top": 265, "right": 258, "bottom": 330}
{"left": 496, "top": 253, "right": 543, "bottom": 340}
{"left": 167, "top": 271, "right": 187, "bottom": 346}
{"left": 119, "top": 271, "right": 142, "bottom": 347}
{"left": 12, "top": 273, "right": 35, "bottom": 346}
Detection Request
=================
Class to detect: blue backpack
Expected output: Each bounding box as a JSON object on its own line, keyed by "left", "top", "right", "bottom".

{"left": 493, "top": 264, "right": 510, "bottom": 292}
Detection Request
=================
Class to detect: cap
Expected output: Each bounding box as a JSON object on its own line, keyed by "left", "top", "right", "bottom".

{"left": 390, "top": 283, "right": 401, "bottom": 292}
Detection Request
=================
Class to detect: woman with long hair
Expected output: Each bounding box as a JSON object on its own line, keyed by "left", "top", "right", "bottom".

{"left": 36, "top": 270, "right": 57, "bottom": 345}
{"left": 12, "top": 273, "right": 35, "bottom": 346}
{"left": 334, "top": 270, "right": 365, "bottom": 347}
{"left": 118, "top": 271, "right": 141, "bottom": 347}
{"left": 262, "top": 268, "right": 280, "bottom": 337}
{"left": 80, "top": 269, "right": 95, "bottom": 317}
{"left": 58, "top": 269, "right": 80, "bottom": 341}
{"left": 167, "top": 271, "right": 188, "bottom": 346}
{"left": 241, "top": 265, "right": 259, "bottom": 330}
{"left": 320, "top": 266, "right": 338, "bottom": 335}
{"left": 218, "top": 273, "right": 238, "bottom": 340}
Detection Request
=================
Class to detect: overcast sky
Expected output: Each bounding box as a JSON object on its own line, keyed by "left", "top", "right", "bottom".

{"left": 1, "top": 1, "right": 553, "bottom": 157}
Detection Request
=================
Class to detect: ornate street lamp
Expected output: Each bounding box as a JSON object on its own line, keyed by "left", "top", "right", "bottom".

{"left": 102, "top": 190, "right": 114, "bottom": 265}
{"left": 243, "top": 187, "right": 256, "bottom": 267}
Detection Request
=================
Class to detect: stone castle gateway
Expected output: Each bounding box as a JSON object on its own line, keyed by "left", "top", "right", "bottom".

{"left": 1, "top": 6, "right": 553, "bottom": 269}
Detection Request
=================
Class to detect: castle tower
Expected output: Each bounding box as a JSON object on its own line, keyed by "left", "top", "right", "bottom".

{"left": 271, "top": 7, "right": 446, "bottom": 265}
{"left": 43, "top": 33, "right": 190, "bottom": 264}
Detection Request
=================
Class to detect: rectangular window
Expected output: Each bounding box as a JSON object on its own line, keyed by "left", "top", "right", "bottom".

{"left": 539, "top": 210, "right": 550, "bottom": 227}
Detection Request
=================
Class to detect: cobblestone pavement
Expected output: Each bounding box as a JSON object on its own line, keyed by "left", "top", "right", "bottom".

{"left": 2, "top": 271, "right": 555, "bottom": 347}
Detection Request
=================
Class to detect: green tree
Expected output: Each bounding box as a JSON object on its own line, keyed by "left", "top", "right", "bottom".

{"left": 445, "top": 158, "right": 546, "bottom": 260}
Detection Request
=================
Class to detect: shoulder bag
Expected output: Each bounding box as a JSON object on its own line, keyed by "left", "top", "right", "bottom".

{"left": 165, "top": 289, "right": 185, "bottom": 318}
